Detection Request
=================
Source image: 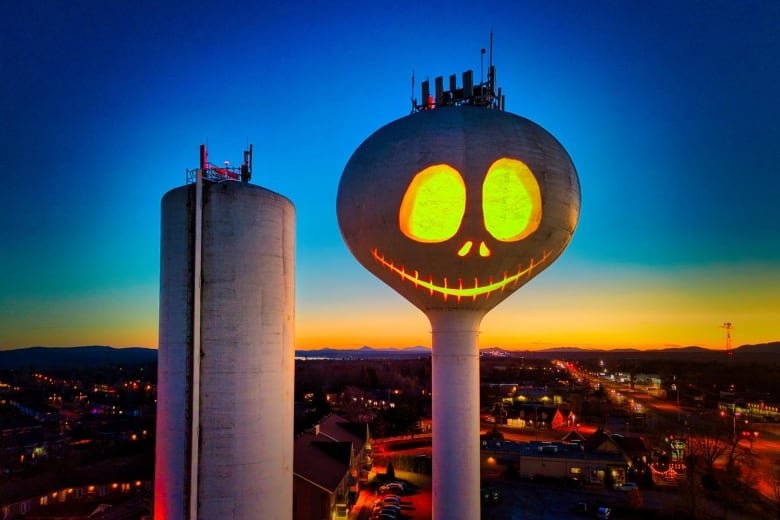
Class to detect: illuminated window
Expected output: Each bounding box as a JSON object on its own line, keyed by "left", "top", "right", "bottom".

{"left": 570, "top": 467, "right": 582, "bottom": 474}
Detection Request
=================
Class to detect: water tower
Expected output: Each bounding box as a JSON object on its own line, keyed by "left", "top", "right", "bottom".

{"left": 155, "top": 145, "right": 295, "bottom": 519}
{"left": 337, "top": 65, "right": 580, "bottom": 519}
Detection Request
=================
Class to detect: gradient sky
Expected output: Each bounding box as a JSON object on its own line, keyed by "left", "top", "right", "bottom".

{"left": 1, "top": 1, "right": 778, "bottom": 351}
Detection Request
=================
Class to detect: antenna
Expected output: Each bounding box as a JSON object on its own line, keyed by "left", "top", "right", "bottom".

{"left": 722, "top": 322, "right": 734, "bottom": 361}
{"left": 489, "top": 30, "right": 494, "bottom": 96}
{"left": 241, "top": 144, "right": 253, "bottom": 183}
{"left": 187, "top": 144, "right": 247, "bottom": 184}
{"left": 411, "top": 70, "right": 416, "bottom": 113}
{"left": 410, "top": 32, "right": 503, "bottom": 112}
{"left": 480, "top": 47, "right": 485, "bottom": 84}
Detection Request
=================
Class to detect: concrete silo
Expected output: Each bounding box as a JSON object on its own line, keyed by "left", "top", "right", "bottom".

{"left": 337, "top": 67, "right": 580, "bottom": 519}
{"left": 155, "top": 146, "right": 295, "bottom": 520}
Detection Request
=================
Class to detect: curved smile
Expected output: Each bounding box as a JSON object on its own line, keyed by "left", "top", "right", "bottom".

{"left": 370, "top": 248, "right": 551, "bottom": 302}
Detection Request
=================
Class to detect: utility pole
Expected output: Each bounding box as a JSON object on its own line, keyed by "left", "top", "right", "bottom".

{"left": 722, "top": 322, "right": 734, "bottom": 361}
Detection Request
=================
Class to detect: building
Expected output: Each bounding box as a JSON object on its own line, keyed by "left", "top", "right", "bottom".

{"left": 2, "top": 481, "right": 152, "bottom": 520}
{"left": 481, "top": 439, "right": 627, "bottom": 485}
{"left": 293, "top": 415, "right": 371, "bottom": 520}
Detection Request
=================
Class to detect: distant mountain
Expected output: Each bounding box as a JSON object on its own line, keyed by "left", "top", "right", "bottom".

{"left": 402, "top": 346, "right": 432, "bottom": 353}
{"left": 733, "top": 341, "right": 780, "bottom": 354}
{"left": 295, "top": 345, "right": 431, "bottom": 359}
{"left": 658, "top": 346, "right": 710, "bottom": 353}
{"left": 537, "top": 346, "right": 588, "bottom": 352}
{"left": 481, "top": 347, "right": 510, "bottom": 353}
{"left": 4, "top": 341, "right": 777, "bottom": 367}
{"left": 0, "top": 346, "right": 157, "bottom": 370}
{"left": 293, "top": 342, "right": 780, "bottom": 360}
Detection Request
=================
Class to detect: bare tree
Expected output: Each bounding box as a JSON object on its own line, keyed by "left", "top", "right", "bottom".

{"left": 686, "top": 417, "right": 758, "bottom": 518}
{"left": 679, "top": 453, "right": 703, "bottom": 520}
{"left": 687, "top": 427, "right": 727, "bottom": 476}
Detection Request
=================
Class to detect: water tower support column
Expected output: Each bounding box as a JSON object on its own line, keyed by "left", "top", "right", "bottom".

{"left": 429, "top": 310, "right": 484, "bottom": 520}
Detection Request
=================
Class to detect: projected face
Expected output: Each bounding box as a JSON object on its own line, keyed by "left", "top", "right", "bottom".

{"left": 372, "top": 157, "right": 546, "bottom": 302}
{"left": 337, "top": 107, "right": 580, "bottom": 312}
{"left": 399, "top": 158, "right": 542, "bottom": 247}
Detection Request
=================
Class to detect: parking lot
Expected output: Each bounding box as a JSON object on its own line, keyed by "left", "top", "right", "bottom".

{"left": 350, "top": 467, "right": 636, "bottom": 520}
{"left": 481, "top": 479, "right": 630, "bottom": 520}
{"left": 350, "top": 469, "right": 767, "bottom": 520}
{"left": 349, "top": 469, "right": 432, "bottom": 520}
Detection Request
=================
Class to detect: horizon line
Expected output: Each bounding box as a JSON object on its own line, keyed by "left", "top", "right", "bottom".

{"left": 2, "top": 342, "right": 777, "bottom": 353}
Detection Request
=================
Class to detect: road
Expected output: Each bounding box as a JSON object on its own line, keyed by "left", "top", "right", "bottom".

{"left": 582, "top": 369, "right": 780, "bottom": 503}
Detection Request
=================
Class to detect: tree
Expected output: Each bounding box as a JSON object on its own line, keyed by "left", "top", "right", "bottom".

{"left": 686, "top": 417, "right": 758, "bottom": 517}
{"left": 771, "top": 458, "right": 780, "bottom": 519}
{"left": 687, "top": 426, "right": 726, "bottom": 476}
{"left": 679, "top": 453, "right": 703, "bottom": 520}
{"left": 386, "top": 460, "right": 396, "bottom": 480}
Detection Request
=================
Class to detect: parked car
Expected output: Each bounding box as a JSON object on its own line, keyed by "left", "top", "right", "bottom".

{"left": 373, "top": 499, "right": 399, "bottom": 509}
{"left": 373, "top": 501, "right": 399, "bottom": 511}
{"left": 380, "top": 482, "right": 405, "bottom": 495}
{"left": 375, "top": 504, "right": 400, "bottom": 514}
{"left": 371, "top": 509, "right": 397, "bottom": 520}
{"left": 480, "top": 486, "right": 501, "bottom": 504}
{"left": 615, "top": 482, "right": 638, "bottom": 491}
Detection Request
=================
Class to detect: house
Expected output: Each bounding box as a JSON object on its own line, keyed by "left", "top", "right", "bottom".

{"left": 560, "top": 429, "right": 586, "bottom": 444}
{"left": 293, "top": 414, "right": 371, "bottom": 520}
{"left": 611, "top": 434, "right": 649, "bottom": 466}
{"left": 505, "top": 403, "right": 558, "bottom": 429}
{"left": 550, "top": 409, "right": 575, "bottom": 430}
{"left": 1, "top": 481, "right": 152, "bottom": 520}
{"left": 583, "top": 428, "right": 621, "bottom": 454}
{"left": 480, "top": 439, "right": 628, "bottom": 485}
{"left": 585, "top": 428, "right": 648, "bottom": 484}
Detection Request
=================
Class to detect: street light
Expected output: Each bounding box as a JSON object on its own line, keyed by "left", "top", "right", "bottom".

{"left": 720, "top": 410, "right": 741, "bottom": 439}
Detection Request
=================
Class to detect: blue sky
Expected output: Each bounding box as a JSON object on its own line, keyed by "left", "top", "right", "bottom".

{"left": 1, "top": 0, "right": 778, "bottom": 349}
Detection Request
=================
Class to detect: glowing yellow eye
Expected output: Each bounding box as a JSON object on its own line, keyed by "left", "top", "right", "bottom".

{"left": 399, "top": 164, "right": 466, "bottom": 243}
{"left": 482, "top": 158, "right": 541, "bottom": 242}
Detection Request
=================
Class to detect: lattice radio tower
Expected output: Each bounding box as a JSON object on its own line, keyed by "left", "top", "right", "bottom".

{"left": 722, "top": 322, "right": 734, "bottom": 361}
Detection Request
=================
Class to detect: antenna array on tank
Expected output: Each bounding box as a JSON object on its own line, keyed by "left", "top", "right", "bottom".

{"left": 186, "top": 144, "right": 253, "bottom": 184}
{"left": 411, "top": 34, "right": 505, "bottom": 113}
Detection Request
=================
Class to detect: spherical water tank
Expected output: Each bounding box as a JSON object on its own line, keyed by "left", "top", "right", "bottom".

{"left": 338, "top": 105, "right": 580, "bottom": 314}
{"left": 155, "top": 181, "right": 295, "bottom": 520}
{"left": 337, "top": 105, "right": 579, "bottom": 520}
